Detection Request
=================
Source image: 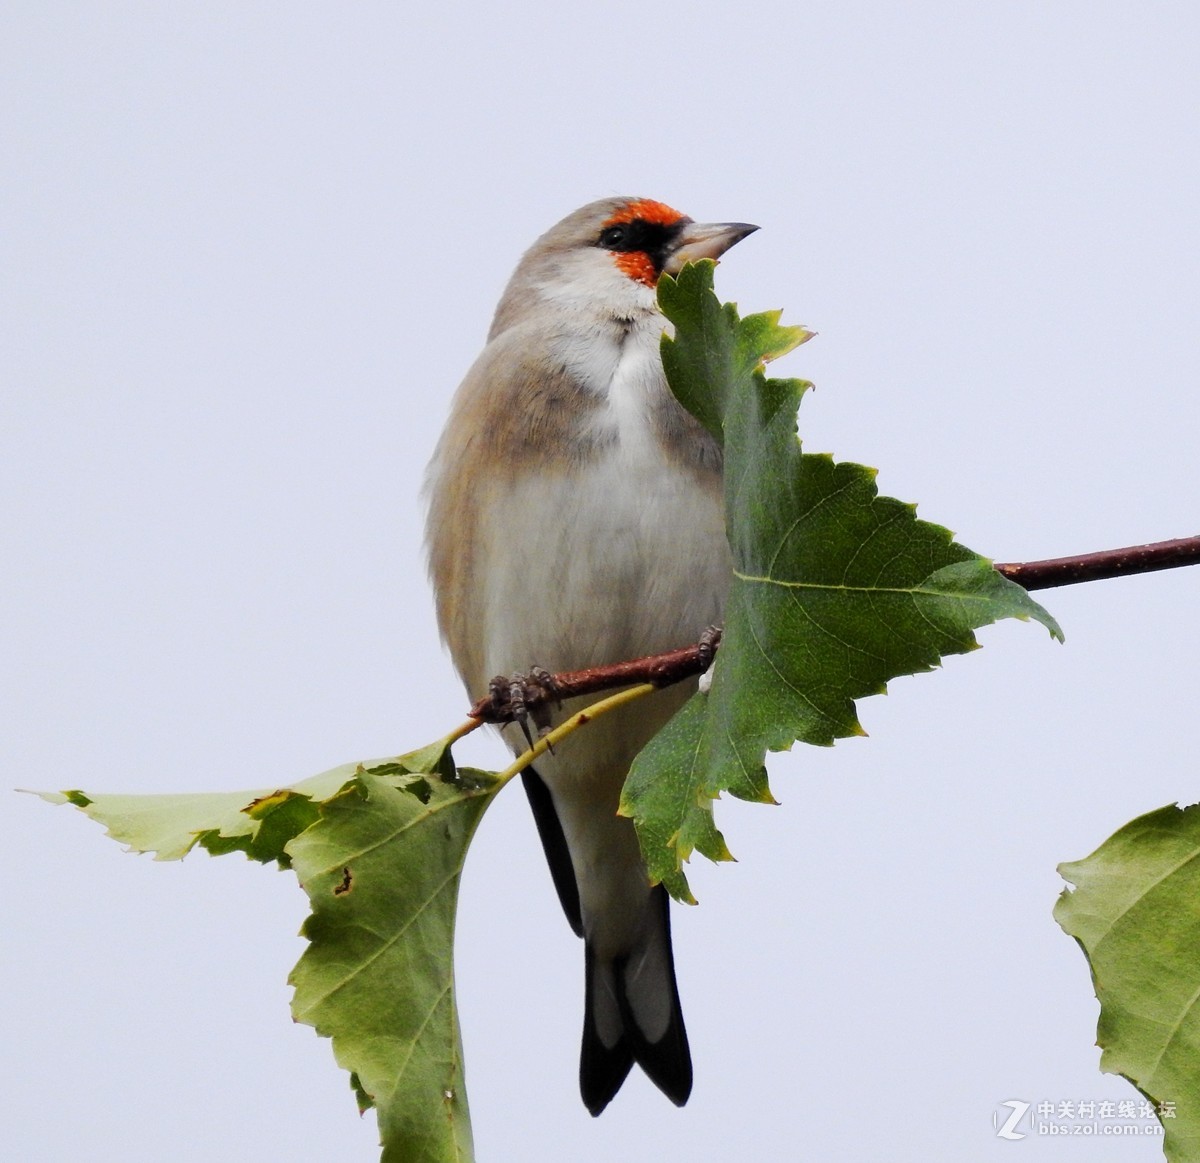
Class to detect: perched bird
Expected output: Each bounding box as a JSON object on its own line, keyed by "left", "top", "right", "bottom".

{"left": 424, "top": 197, "right": 757, "bottom": 1114}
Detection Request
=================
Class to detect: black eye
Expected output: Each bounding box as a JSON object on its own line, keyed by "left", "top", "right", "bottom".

{"left": 598, "top": 225, "right": 627, "bottom": 249}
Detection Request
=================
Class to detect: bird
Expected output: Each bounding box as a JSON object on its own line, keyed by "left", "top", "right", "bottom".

{"left": 424, "top": 197, "right": 757, "bottom": 1115}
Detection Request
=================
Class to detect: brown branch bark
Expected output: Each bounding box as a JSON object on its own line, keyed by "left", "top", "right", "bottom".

{"left": 995, "top": 535, "right": 1200, "bottom": 591}
{"left": 468, "top": 535, "right": 1200, "bottom": 724}
{"left": 467, "top": 636, "right": 719, "bottom": 723}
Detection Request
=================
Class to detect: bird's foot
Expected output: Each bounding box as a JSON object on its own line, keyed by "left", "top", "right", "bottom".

{"left": 697, "top": 625, "right": 723, "bottom": 694}
{"left": 487, "top": 665, "right": 562, "bottom": 749}
{"left": 697, "top": 625, "right": 723, "bottom": 670}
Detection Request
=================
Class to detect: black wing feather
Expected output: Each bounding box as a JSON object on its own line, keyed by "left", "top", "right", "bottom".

{"left": 521, "top": 766, "right": 583, "bottom": 937}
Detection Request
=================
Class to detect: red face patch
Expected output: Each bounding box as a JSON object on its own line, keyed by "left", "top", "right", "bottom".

{"left": 601, "top": 199, "right": 686, "bottom": 228}
{"left": 612, "top": 251, "right": 659, "bottom": 286}
{"left": 602, "top": 199, "right": 687, "bottom": 287}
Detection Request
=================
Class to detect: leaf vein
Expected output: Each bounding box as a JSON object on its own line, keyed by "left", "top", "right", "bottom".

{"left": 301, "top": 862, "right": 463, "bottom": 1014}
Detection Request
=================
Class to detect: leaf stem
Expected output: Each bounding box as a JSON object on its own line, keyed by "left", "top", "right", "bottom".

{"left": 492, "top": 683, "right": 657, "bottom": 788}
{"left": 443, "top": 718, "right": 484, "bottom": 745}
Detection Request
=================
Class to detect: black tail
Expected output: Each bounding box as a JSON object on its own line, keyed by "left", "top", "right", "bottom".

{"left": 579, "top": 885, "right": 692, "bottom": 1116}
{"left": 522, "top": 765, "right": 692, "bottom": 1114}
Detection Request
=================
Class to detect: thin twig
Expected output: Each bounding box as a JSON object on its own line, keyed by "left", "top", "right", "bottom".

{"left": 995, "top": 535, "right": 1200, "bottom": 591}
{"left": 465, "top": 535, "right": 1199, "bottom": 724}
{"left": 467, "top": 635, "right": 719, "bottom": 725}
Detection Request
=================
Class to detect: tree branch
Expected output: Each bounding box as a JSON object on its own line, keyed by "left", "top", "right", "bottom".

{"left": 995, "top": 535, "right": 1200, "bottom": 591}
{"left": 467, "top": 637, "right": 719, "bottom": 723}
{"left": 468, "top": 535, "right": 1200, "bottom": 724}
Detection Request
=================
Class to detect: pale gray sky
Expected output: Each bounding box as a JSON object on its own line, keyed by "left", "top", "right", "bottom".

{"left": 4, "top": 4, "right": 1198, "bottom": 1160}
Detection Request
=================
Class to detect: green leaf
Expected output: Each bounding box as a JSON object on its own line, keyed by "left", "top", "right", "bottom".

{"left": 37, "top": 739, "right": 498, "bottom": 1162}
{"left": 1055, "top": 804, "right": 1200, "bottom": 1159}
{"left": 624, "top": 261, "right": 1063, "bottom": 898}
{"left": 34, "top": 765, "right": 355, "bottom": 863}
{"left": 658, "top": 270, "right": 811, "bottom": 441}
{"left": 289, "top": 761, "right": 495, "bottom": 1163}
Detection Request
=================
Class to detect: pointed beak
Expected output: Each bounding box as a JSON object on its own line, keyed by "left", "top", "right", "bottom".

{"left": 663, "top": 220, "right": 759, "bottom": 275}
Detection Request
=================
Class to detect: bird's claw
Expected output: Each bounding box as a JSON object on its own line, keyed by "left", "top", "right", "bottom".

{"left": 697, "top": 624, "right": 722, "bottom": 671}
{"left": 488, "top": 666, "right": 561, "bottom": 749}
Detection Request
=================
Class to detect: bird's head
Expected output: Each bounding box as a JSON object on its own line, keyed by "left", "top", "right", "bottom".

{"left": 489, "top": 197, "right": 758, "bottom": 336}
